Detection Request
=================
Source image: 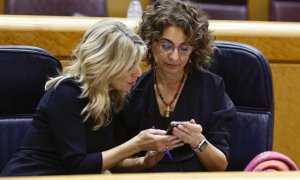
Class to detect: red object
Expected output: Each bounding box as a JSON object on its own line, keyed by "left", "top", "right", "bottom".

{"left": 244, "top": 151, "right": 299, "bottom": 171}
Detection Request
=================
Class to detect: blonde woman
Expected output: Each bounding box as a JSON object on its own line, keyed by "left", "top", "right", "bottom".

{"left": 1, "top": 19, "right": 183, "bottom": 176}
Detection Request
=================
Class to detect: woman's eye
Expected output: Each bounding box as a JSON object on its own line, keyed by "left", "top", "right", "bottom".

{"left": 127, "top": 62, "right": 136, "bottom": 71}
{"left": 179, "top": 46, "right": 189, "bottom": 52}
{"left": 161, "top": 43, "right": 173, "bottom": 51}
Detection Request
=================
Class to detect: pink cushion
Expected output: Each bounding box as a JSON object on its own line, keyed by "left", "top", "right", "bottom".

{"left": 244, "top": 151, "right": 299, "bottom": 171}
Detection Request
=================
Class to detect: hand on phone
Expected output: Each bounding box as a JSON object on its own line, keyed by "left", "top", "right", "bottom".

{"left": 166, "top": 121, "right": 184, "bottom": 135}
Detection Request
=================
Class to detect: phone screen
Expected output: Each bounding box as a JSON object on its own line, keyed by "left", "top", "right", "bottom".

{"left": 166, "top": 121, "right": 184, "bottom": 135}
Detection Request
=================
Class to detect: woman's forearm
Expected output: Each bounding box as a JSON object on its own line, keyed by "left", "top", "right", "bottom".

{"left": 194, "top": 141, "right": 228, "bottom": 171}
{"left": 101, "top": 129, "right": 170, "bottom": 172}
{"left": 101, "top": 136, "right": 141, "bottom": 172}
{"left": 112, "top": 157, "right": 147, "bottom": 173}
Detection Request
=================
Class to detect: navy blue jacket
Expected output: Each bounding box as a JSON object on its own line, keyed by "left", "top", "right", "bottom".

{"left": 1, "top": 79, "right": 115, "bottom": 176}
{"left": 117, "top": 67, "right": 236, "bottom": 172}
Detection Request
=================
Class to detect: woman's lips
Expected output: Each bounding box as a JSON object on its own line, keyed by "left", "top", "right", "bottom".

{"left": 128, "top": 81, "right": 136, "bottom": 86}
{"left": 165, "top": 63, "right": 181, "bottom": 68}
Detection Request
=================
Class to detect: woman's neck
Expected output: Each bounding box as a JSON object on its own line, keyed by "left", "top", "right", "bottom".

{"left": 155, "top": 67, "right": 186, "bottom": 87}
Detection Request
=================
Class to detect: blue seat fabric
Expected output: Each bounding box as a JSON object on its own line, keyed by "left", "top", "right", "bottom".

{"left": 210, "top": 41, "right": 274, "bottom": 171}
{"left": 0, "top": 46, "right": 62, "bottom": 172}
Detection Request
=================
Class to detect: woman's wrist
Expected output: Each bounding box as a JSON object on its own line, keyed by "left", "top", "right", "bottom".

{"left": 191, "top": 134, "right": 206, "bottom": 149}
{"left": 125, "top": 135, "right": 142, "bottom": 155}
{"left": 192, "top": 139, "right": 208, "bottom": 153}
{"left": 138, "top": 156, "right": 149, "bottom": 169}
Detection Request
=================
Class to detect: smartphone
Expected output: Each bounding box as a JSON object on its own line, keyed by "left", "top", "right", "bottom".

{"left": 166, "top": 121, "right": 184, "bottom": 135}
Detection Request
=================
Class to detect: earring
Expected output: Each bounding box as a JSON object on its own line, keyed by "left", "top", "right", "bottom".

{"left": 189, "top": 59, "right": 192, "bottom": 63}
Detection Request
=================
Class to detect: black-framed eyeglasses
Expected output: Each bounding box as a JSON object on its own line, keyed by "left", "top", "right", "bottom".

{"left": 157, "top": 38, "right": 195, "bottom": 56}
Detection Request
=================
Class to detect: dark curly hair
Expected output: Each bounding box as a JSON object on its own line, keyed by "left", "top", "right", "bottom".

{"left": 137, "top": 0, "right": 216, "bottom": 71}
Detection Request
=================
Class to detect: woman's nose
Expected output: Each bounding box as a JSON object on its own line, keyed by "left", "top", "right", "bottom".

{"left": 169, "top": 48, "right": 180, "bottom": 61}
{"left": 134, "top": 64, "right": 142, "bottom": 77}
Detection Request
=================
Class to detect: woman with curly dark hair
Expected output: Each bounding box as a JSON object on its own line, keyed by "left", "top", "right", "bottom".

{"left": 117, "top": 0, "right": 236, "bottom": 172}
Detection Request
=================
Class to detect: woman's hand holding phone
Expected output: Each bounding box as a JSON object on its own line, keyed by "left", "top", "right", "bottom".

{"left": 171, "top": 119, "right": 204, "bottom": 149}
{"left": 166, "top": 121, "right": 185, "bottom": 135}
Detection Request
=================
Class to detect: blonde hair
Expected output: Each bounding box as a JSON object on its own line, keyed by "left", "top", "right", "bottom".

{"left": 45, "top": 19, "right": 147, "bottom": 130}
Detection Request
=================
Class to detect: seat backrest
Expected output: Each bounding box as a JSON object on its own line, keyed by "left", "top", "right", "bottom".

{"left": 0, "top": 46, "right": 62, "bottom": 171}
{"left": 193, "top": 0, "right": 248, "bottom": 20}
{"left": 209, "top": 41, "right": 274, "bottom": 171}
{"left": 270, "top": 0, "right": 300, "bottom": 22}
{"left": 151, "top": 0, "right": 248, "bottom": 20}
{"left": 0, "top": 45, "right": 62, "bottom": 115}
{"left": 4, "top": 0, "right": 107, "bottom": 17}
{"left": 0, "top": 118, "right": 32, "bottom": 171}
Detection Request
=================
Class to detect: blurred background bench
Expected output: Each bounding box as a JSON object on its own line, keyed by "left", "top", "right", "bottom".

{"left": 0, "top": 0, "right": 300, "bottom": 22}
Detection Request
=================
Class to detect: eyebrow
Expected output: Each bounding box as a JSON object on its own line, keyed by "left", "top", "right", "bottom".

{"left": 127, "top": 60, "right": 138, "bottom": 71}
{"left": 160, "top": 38, "right": 192, "bottom": 45}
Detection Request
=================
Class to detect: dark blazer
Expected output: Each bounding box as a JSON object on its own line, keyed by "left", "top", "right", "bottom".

{"left": 1, "top": 78, "right": 115, "bottom": 176}
{"left": 117, "top": 66, "right": 236, "bottom": 172}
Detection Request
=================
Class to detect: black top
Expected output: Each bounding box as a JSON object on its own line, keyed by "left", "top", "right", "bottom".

{"left": 1, "top": 78, "right": 116, "bottom": 176}
{"left": 117, "top": 67, "right": 236, "bottom": 172}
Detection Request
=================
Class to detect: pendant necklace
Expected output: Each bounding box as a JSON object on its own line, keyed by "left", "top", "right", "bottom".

{"left": 154, "top": 68, "right": 185, "bottom": 117}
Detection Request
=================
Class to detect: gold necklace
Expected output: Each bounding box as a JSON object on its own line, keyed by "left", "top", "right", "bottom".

{"left": 154, "top": 68, "right": 185, "bottom": 117}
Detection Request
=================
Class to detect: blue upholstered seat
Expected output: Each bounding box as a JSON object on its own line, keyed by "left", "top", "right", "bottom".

{"left": 0, "top": 46, "right": 62, "bottom": 172}
{"left": 4, "top": 0, "right": 107, "bottom": 17}
{"left": 210, "top": 41, "right": 274, "bottom": 171}
{"left": 151, "top": 0, "right": 248, "bottom": 20}
{"left": 270, "top": 0, "right": 300, "bottom": 22}
{"left": 193, "top": 0, "right": 248, "bottom": 20}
